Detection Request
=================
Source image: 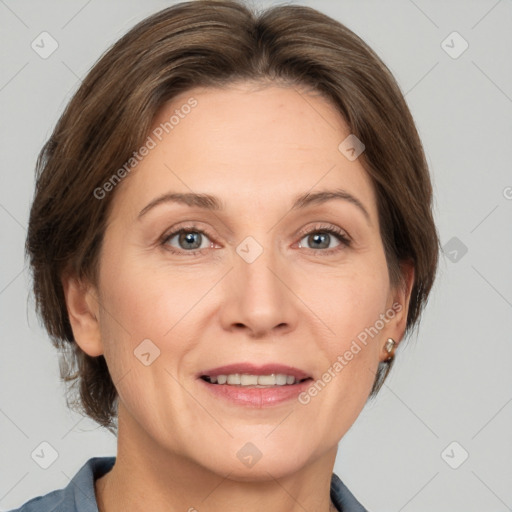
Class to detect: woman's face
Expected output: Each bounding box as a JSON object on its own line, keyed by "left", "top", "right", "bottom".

{"left": 73, "top": 83, "right": 411, "bottom": 479}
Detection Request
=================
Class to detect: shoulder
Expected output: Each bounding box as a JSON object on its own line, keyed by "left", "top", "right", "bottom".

{"left": 330, "top": 472, "right": 370, "bottom": 512}
{"left": 6, "top": 488, "right": 65, "bottom": 512}
{"left": 7, "top": 456, "right": 116, "bottom": 512}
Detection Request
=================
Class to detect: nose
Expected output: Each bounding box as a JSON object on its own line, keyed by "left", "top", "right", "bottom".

{"left": 219, "top": 241, "right": 298, "bottom": 338}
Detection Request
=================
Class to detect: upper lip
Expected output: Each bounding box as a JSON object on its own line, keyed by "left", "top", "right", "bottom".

{"left": 198, "top": 363, "right": 312, "bottom": 380}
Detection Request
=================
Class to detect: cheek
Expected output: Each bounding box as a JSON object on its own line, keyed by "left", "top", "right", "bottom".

{"left": 96, "top": 249, "right": 210, "bottom": 370}
{"left": 312, "top": 260, "right": 390, "bottom": 341}
{"left": 98, "top": 246, "right": 175, "bottom": 330}
{"left": 95, "top": 253, "right": 192, "bottom": 410}
{"left": 315, "top": 262, "right": 390, "bottom": 391}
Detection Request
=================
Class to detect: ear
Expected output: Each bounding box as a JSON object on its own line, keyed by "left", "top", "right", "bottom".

{"left": 61, "top": 271, "right": 104, "bottom": 357}
{"left": 382, "top": 260, "right": 415, "bottom": 359}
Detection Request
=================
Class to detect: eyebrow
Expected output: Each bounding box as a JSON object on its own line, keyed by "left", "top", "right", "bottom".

{"left": 138, "top": 188, "right": 371, "bottom": 224}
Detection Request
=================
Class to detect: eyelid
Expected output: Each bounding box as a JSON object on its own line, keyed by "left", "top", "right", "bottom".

{"left": 295, "top": 223, "right": 351, "bottom": 243}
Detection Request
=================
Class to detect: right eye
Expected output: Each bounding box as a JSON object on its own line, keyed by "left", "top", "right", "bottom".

{"left": 161, "top": 225, "right": 216, "bottom": 255}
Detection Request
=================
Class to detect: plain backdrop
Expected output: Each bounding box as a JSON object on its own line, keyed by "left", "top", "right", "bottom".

{"left": 1, "top": 1, "right": 511, "bottom": 511}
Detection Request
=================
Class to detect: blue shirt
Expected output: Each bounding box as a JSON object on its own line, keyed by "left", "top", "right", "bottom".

{"left": 8, "top": 457, "right": 368, "bottom": 512}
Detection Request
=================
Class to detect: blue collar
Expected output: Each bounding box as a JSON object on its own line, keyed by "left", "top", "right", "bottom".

{"left": 11, "top": 456, "right": 368, "bottom": 512}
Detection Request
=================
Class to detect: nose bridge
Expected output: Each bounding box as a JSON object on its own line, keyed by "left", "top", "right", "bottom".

{"left": 224, "top": 232, "right": 296, "bottom": 335}
{"left": 238, "top": 234, "right": 283, "bottom": 305}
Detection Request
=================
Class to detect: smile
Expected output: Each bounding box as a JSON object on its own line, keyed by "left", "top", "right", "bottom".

{"left": 201, "top": 373, "right": 310, "bottom": 386}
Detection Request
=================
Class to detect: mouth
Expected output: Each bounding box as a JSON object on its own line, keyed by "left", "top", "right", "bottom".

{"left": 197, "top": 363, "right": 313, "bottom": 407}
{"left": 198, "top": 362, "right": 312, "bottom": 386}
{"left": 200, "top": 374, "right": 312, "bottom": 386}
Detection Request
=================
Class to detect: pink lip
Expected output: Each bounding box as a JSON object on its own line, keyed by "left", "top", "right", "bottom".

{"left": 198, "top": 375, "right": 313, "bottom": 408}
{"left": 198, "top": 363, "right": 311, "bottom": 380}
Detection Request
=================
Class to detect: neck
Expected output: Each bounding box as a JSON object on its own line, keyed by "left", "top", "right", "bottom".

{"left": 95, "top": 403, "right": 339, "bottom": 512}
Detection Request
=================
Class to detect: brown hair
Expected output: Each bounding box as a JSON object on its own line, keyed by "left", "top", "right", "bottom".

{"left": 26, "top": 0, "right": 439, "bottom": 433}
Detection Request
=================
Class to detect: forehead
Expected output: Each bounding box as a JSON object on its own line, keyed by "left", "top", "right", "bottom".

{"left": 110, "top": 83, "right": 377, "bottom": 221}
{"left": 153, "top": 82, "right": 348, "bottom": 165}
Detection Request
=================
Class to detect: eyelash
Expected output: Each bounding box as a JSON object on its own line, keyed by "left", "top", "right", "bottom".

{"left": 160, "top": 223, "right": 351, "bottom": 257}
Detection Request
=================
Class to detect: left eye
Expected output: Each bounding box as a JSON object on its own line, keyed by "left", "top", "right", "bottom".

{"left": 297, "top": 228, "right": 349, "bottom": 252}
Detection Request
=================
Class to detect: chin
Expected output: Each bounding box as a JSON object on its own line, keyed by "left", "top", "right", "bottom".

{"left": 217, "top": 457, "right": 308, "bottom": 483}
{"left": 194, "top": 439, "right": 315, "bottom": 482}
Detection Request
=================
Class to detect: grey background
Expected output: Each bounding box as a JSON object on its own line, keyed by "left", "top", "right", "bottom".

{"left": 1, "top": 0, "right": 511, "bottom": 510}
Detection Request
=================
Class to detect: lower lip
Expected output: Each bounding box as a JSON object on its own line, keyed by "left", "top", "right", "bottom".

{"left": 198, "top": 378, "right": 313, "bottom": 407}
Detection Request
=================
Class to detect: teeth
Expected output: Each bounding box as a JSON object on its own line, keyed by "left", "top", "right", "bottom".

{"left": 258, "top": 374, "right": 279, "bottom": 385}
{"left": 241, "top": 374, "right": 258, "bottom": 385}
{"left": 227, "top": 374, "right": 241, "bottom": 385}
{"left": 275, "top": 374, "right": 287, "bottom": 385}
{"left": 206, "top": 373, "right": 302, "bottom": 386}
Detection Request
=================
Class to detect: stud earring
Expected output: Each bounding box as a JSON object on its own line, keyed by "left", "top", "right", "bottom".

{"left": 384, "top": 338, "right": 396, "bottom": 362}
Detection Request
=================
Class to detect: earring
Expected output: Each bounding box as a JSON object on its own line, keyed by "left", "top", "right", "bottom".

{"left": 384, "top": 338, "right": 396, "bottom": 362}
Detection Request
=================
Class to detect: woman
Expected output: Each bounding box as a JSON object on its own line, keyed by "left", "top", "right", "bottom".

{"left": 14, "top": 0, "right": 439, "bottom": 510}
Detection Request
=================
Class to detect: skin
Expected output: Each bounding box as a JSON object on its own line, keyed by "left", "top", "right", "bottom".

{"left": 63, "top": 82, "right": 414, "bottom": 512}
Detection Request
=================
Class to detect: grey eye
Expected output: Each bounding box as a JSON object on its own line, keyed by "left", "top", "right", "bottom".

{"left": 165, "top": 230, "right": 211, "bottom": 251}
